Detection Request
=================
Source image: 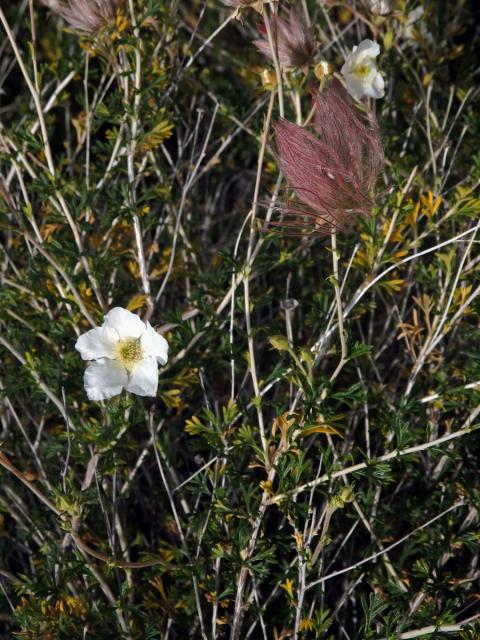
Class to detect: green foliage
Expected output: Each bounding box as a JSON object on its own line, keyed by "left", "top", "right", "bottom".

{"left": 0, "top": 0, "right": 479, "bottom": 638}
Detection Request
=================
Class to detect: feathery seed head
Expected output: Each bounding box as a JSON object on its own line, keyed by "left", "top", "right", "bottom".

{"left": 40, "top": 0, "right": 125, "bottom": 34}
{"left": 254, "top": 8, "right": 315, "bottom": 70}
{"left": 272, "top": 78, "right": 384, "bottom": 235}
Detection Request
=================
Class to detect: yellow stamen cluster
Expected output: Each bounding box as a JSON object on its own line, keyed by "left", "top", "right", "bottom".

{"left": 352, "top": 62, "right": 373, "bottom": 78}
{"left": 117, "top": 338, "right": 143, "bottom": 370}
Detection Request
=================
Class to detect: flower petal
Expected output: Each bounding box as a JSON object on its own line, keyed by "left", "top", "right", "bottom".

{"left": 351, "top": 39, "right": 380, "bottom": 62}
{"left": 141, "top": 323, "right": 169, "bottom": 365}
{"left": 103, "top": 307, "right": 146, "bottom": 339}
{"left": 371, "top": 72, "right": 385, "bottom": 98}
{"left": 343, "top": 74, "right": 367, "bottom": 101}
{"left": 126, "top": 357, "right": 159, "bottom": 397}
{"left": 84, "top": 359, "right": 128, "bottom": 401}
{"left": 75, "top": 326, "right": 120, "bottom": 361}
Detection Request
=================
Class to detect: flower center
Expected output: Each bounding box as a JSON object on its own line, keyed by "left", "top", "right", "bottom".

{"left": 117, "top": 338, "right": 143, "bottom": 370}
{"left": 352, "top": 62, "right": 373, "bottom": 78}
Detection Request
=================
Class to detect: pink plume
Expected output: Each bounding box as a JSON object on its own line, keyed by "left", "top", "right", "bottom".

{"left": 272, "top": 78, "right": 384, "bottom": 235}
{"left": 40, "top": 0, "right": 124, "bottom": 33}
{"left": 254, "top": 8, "right": 315, "bottom": 69}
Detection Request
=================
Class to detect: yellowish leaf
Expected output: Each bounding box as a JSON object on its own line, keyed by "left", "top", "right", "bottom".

{"left": 383, "top": 29, "right": 394, "bottom": 51}
{"left": 422, "top": 72, "right": 433, "bottom": 86}
{"left": 299, "top": 618, "right": 315, "bottom": 631}
{"left": 127, "top": 294, "right": 148, "bottom": 312}
{"left": 298, "top": 424, "right": 342, "bottom": 438}
{"left": 280, "top": 578, "right": 295, "bottom": 599}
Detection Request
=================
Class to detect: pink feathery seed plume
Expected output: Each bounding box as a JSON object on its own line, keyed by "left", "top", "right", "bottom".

{"left": 40, "top": 0, "right": 124, "bottom": 34}
{"left": 272, "top": 77, "right": 384, "bottom": 235}
{"left": 254, "top": 8, "right": 315, "bottom": 69}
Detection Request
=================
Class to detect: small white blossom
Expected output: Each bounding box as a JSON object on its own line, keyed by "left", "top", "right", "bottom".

{"left": 365, "top": 0, "right": 393, "bottom": 16}
{"left": 341, "top": 39, "right": 385, "bottom": 101}
{"left": 75, "top": 307, "right": 169, "bottom": 401}
{"left": 404, "top": 6, "right": 425, "bottom": 40}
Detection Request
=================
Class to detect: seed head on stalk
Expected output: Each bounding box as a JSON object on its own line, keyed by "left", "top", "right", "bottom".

{"left": 253, "top": 7, "right": 315, "bottom": 70}
{"left": 40, "top": 0, "right": 125, "bottom": 34}
{"left": 271, "top": 78, "right": 384, "bottom": 235}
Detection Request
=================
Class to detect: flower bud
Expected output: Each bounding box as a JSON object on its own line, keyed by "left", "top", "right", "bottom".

{"left": 261, "top": 68, "right": 277, "bottom": 91}
{"left": 314, "top": 60, "right": 333, "bottom": 81}
{"left": 269, "top": 335, "right": 290, "bottom": 351}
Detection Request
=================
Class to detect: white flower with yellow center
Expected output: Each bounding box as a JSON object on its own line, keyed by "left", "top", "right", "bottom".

{"left": 75, "top": 307, "right": 169, "bottom": 401}
{"left": 341, "top": 39, "right": 385, "bottom": 101}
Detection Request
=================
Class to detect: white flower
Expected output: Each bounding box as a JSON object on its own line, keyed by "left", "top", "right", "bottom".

{"left": 365, "top": 0, "right": 393, "bottom": 16}
{"left": 404, "top": 6, "right": 424, "bottom": 40}
{"left": 341, "top": 39, "right": 385, "bottom": 101}
{"left": 75, "top": 307, "right": 169, "bottom": 401}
